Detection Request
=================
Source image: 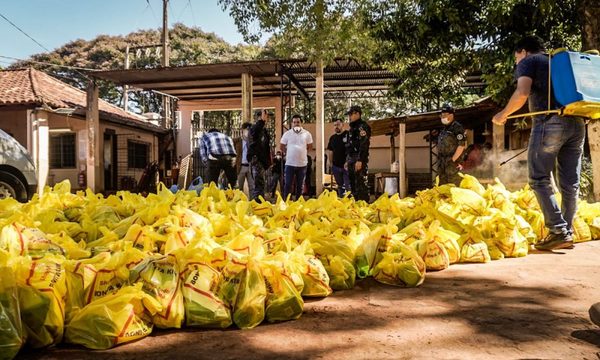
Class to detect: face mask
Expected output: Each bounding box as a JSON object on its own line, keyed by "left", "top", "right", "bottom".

{"left": 293, "top": 126, "right": 302, "bottom": 133}
{"left": 242, "top": 130, "right": 249, "bottom": 138}
{"left": 335, "top": 128, "right": 341, "bottom": 133}
{"left": 441, "top": 117, "right": 451, "bottom": 125}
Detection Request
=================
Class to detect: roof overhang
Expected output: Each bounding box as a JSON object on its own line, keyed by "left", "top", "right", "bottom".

{"left": 89, "top": 59, "right": 400, "bottom": 101}
{"left": 369, "top": 97, "right": 500, "bottom": 136}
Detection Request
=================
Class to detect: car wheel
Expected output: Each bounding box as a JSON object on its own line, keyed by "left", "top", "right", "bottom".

{"left": 0, "top": 171, "right": 28, "bottom": 202}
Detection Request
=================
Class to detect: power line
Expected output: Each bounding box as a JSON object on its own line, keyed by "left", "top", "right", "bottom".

{"left": 188, "top": 0, "right": 197, "bottom": 28}
{"left": 0, "top": 55, "right": 97, "bottom": 71}
{"left": 146, "top": 0, "right": 161, "bottom": 27}
{"left": 175, "top": 0, "right": 191, "bottom": 24}
{"left": 0, "top": 12, "right": 50, "bottom": 52}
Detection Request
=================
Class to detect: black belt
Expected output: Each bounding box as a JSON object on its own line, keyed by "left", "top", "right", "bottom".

{"left": 241, "top": 163, "right": 249, "bottom": 166}
{"left": 211, "top": 154, "right": 236, "bottom": 158}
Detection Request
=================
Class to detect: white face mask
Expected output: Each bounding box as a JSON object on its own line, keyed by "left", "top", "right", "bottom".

{"left": 441, "top": 117, "right": 451, "bottom": 125}
{"left": 293, "top": 126, "right": 302, "bottom": 133}
{"left": 242, "top": 129, "right": 249, "bottom": 138}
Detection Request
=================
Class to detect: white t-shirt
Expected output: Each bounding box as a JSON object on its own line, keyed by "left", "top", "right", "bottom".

{"left": 280, "top": 128, "right": 313, "bottom": 167}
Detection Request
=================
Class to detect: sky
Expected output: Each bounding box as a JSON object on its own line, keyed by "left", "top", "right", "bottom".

{"left": 0, "top": 0, "right": 257, "bottom": 66}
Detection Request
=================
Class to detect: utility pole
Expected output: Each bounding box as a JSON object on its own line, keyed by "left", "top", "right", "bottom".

{"left": 161, "top": 0, "right": 171, "bottom": 128}
{"left": 122, "top": 45, "right": 130, "bottom": 111}
{"left": 161, "top": 0, "right": 170, "bottom": 67}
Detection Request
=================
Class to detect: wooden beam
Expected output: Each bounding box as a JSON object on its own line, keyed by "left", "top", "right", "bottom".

{"left": 241, "top": 73, "right": 253, "bottom": 122}
{"left": 398, "top": 122, "right": 407, "bottom": 198}
{"left": 315, "top": 59, "right": 325, "bottom": 195}
{"left": 492, "top": 123, "right": 505, "bottom": 178}
{"left": 588, "top": 122, "right": 600, "bottom": 200}
{"left": 86, "top": 81, "right": 102, "bottom": 193}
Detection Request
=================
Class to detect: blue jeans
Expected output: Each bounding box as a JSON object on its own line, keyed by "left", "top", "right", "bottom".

{"left": 332, "top": 165, "right": 350, "bottom": 197}
{"left": 528, "top": 115, "right": 585, "bottom": 234}
{"left": 284, "top": 165, "right": 307, "bottom": 200}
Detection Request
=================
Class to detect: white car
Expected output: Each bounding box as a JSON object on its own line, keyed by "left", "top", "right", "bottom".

{"left": 0, "top": 129, "right": 37, "bottom": 202}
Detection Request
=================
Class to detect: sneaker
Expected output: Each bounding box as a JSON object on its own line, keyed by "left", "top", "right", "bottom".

{"left": 535, "top": 231, "right": 574, "bottom": 251}
{"left": 590, "top": 302, "right": 600, "bottom": 327}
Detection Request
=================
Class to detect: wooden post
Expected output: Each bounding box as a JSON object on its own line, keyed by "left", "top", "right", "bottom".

{"left": 33, "top": 111, "right": 49, "bottom": 195}
{"left": 492, "top": 123, "right": 505, "bottom": 177}
{"left": 161, "top": 0, "right": 170, "bottom": 128}
{"left": 588, "top": 122, "right": 600, "bottom": 200}
{"left": 241, "top": 73, "right": 253, "bottom": 123}
{"left": 398, "top": 121, "right": 407, "bottom": 198}
{"left": 315, "top": 58, "right": 325, "bottom": 195}
{"left": 390, "top": 134, "right": 396, "bottom": 164}
{"left": 86, "top": 81, "right": 102, "bottom": 193}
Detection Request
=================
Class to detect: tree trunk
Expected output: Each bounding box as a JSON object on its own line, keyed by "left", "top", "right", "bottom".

{"left": 580, "top": 0, "right": 600, "bottom": 50}
{"left": 580, "top": 0, "right": 600, "bottom": 200}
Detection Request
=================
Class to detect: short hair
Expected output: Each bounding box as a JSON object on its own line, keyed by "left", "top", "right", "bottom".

{"left": 208, "top": 128, "right": 219, "bottom": 133}
{"left": 291, "top": 114, "right": 303, "bottom": 122}
{"left": 514, "top": 36, "right": 545, "bottom": 53}
{"left": 241, "top": 122, "right": 252, "bottom": 130}
{"left": 333, "top": 118, "right": 342, "bottom": 123}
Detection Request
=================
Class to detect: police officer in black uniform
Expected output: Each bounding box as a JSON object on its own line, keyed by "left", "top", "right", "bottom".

{"left": 437, "top": 103, "right": 466, "bottom": 185}
{"left": 345, "top": 105, "right": 371, "bottom": 202}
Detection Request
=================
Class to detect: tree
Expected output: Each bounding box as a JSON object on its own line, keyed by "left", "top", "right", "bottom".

{"left": 363, "top": 0, "right": 582, "bottom": 107}
{"left": 579, "top": 0, "right": 600, "bottom": 50}
{"left": 10, "top": 24, "right": 268, "bottom": 113}
{"left": 219, "top": 0, "right": 376, "bottom": 193}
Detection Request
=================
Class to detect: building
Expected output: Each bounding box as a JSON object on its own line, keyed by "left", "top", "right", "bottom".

{"left": 0, "top": 68, "right": 166, "bottom": 194}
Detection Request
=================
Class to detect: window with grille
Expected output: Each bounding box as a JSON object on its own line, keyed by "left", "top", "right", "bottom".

{"left": 49, "top": 133, "right": 76, "bottom": 169}
{"left": 127, "top": 140, "right": 149, "bottom": 169}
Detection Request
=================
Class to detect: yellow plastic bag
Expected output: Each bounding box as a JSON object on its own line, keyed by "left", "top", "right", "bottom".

{"left": 286, "top": 244, "right": 331, "bottom": 297}
{"left": 0, "top": 252, "right": 24, "bottom": 360}
{"left": 572, "top": 216, "right": 592, "bottom": 243}
{"left": 64, "top": 284, "right": 161, "bottom": 349}
{"left": 232, "top": 258, "right": 266, "bottom": 329}
{"left": 179, "top": 248, "right": 232, "bottom": 328}
{"left": 0, "top": 223, "right": 64, "bottom": 257}
{"left": 261, "top": 260, "right": 304, "bottom": 323}
{"left": 411, "top": 239, "right": 450, "bottom": 271}
{"left": 129, "top": 254, "right": 184, "bottom": 329}
{"left": 63, "top": 252, "right": 111, "bottom": 322}
{"left": 84, "top": 248, "right": 145, "bottom": 304}
{"left": 15, "top": 256, "right": 66, "bottom": 348}
{"left": 372, "top": 240, "right": 426, "bottom": 287}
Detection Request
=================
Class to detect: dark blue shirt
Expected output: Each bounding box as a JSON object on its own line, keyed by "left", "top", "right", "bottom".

{"left": 515, "top": 53, "right": 558, "bottom": 119}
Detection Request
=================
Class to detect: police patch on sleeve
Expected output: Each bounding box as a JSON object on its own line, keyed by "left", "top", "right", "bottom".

{"left": 359, "top": 129, "right": 367, "bottom": 137}
{"left": 456, "top": 133, "right": 464, "bottom": 141}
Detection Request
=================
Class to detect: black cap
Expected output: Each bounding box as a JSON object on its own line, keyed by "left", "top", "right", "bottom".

{"left": 345, "top": 105, "right": 362, "bottom": 115}
{"left": 254, "top": 109, "right": 264, "bottom": 118}
{"left": 441, "top": 103, "right": 454, "bottom": 114}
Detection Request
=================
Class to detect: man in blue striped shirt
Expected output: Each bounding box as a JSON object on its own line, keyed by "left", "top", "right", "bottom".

{"left": 200, "top": 129, "right": 237, "bottom": 188}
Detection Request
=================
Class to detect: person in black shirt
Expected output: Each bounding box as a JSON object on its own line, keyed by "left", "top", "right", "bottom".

{"left": 248, "top": 109, "right": 272, "bottom": 200}
{"left": 492, "top": 36, "right": 585, "bottom": 251}
{"left": 327, "top": 119, "right": 351, "bottom": 197}
{"left": 437, "top": 103, "right": 466, "bottom": 185}
{"left": 345, "top": 105, "right": 371, "bottom": 202}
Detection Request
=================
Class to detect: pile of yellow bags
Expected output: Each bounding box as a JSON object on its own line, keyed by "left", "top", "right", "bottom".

{"left": 1, "top": 175, "right": 600, "bottom": 357}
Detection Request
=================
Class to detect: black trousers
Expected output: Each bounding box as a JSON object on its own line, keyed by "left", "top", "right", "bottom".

{"left": 207, "top": 155, "right": 237, "bottom": 189}
{"left": 348, "top": 162, "right": 369, "bottom": 202}
{"left": 438, "top": 156, "right": 460, "bottom": 186}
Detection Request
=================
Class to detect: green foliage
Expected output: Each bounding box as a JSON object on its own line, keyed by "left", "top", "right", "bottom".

{"left": 219, "top": 0, "right": 375, "bottom": 64}
{"left": 363, "top": 0, "right": 582, "bottom": 106}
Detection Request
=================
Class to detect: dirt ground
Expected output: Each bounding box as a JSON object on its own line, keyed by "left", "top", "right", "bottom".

{"left": 18, "top": 241, "right": 600, "bottom": 360}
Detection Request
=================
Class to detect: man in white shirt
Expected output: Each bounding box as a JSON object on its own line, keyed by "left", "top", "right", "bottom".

{"left": 280, "top": 114, "right": 313, "bottom": 200}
